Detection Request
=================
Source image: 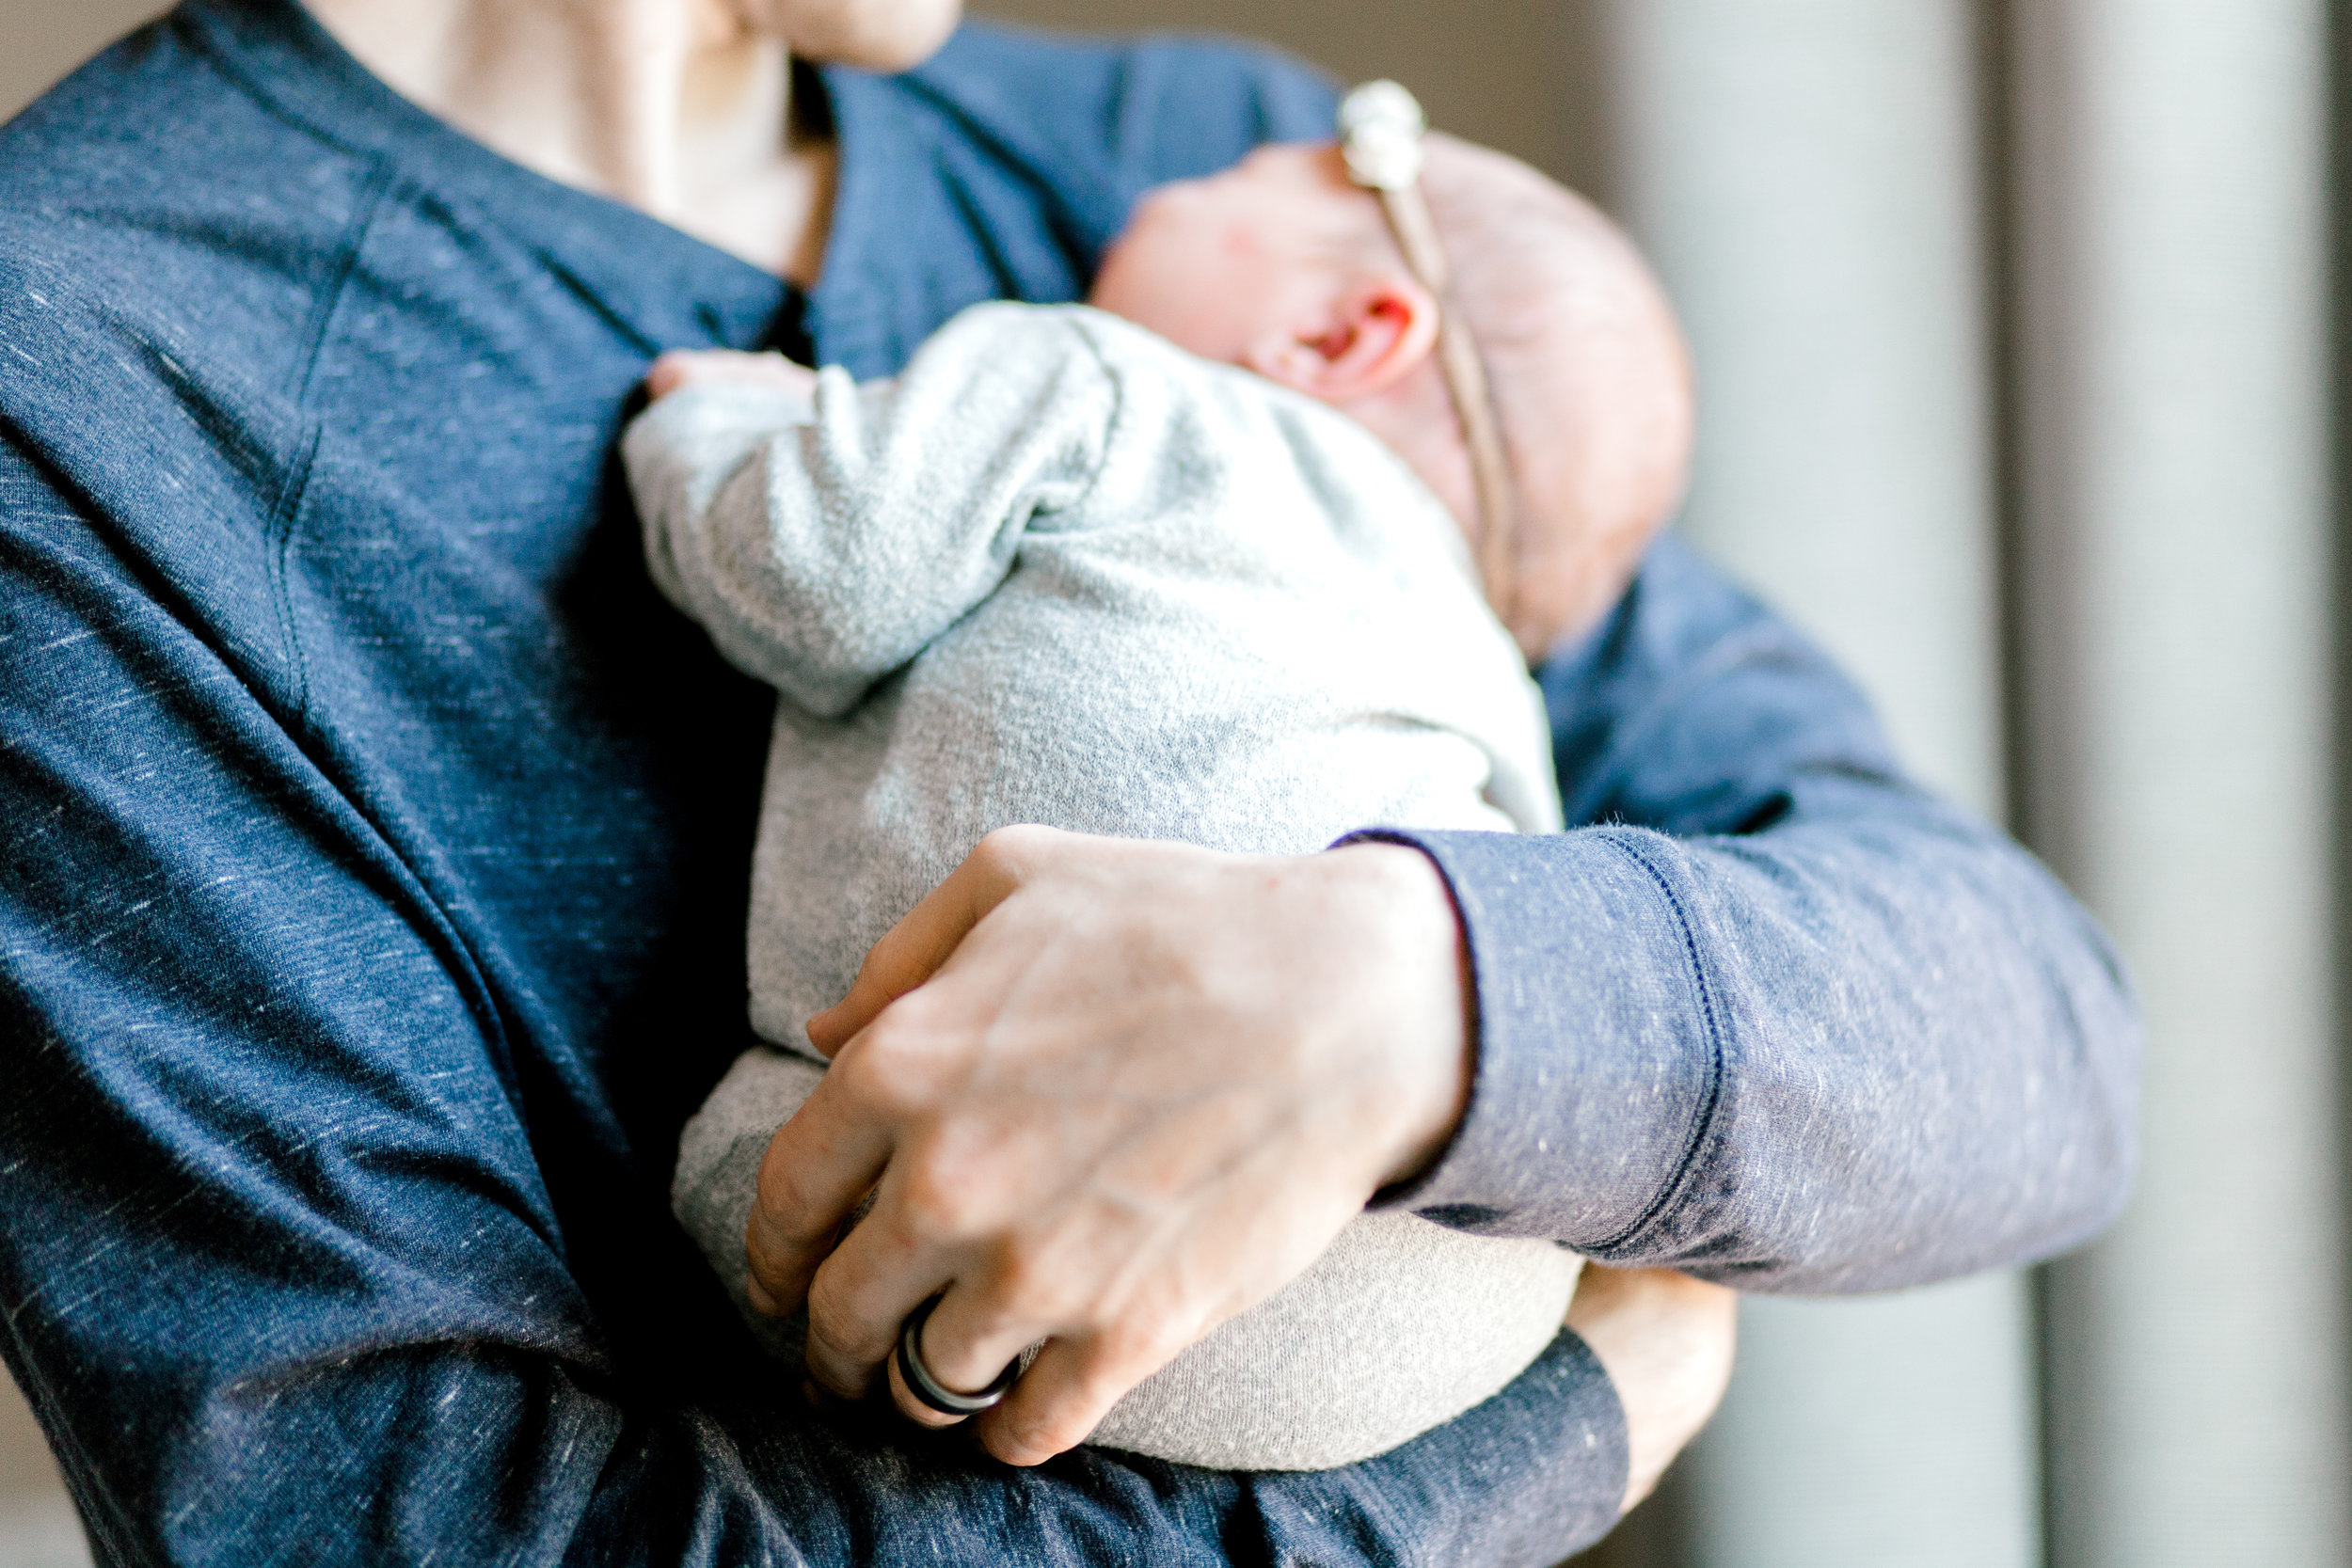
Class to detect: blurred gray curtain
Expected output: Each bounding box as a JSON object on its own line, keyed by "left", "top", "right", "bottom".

{"left": 2014, "top": 2, "right": 2348, "bottom": 1563}
{"left": 1581, "top": 6, "right": 2039, "bottom": 1563}
{"left": 1581, "top": 1, "right": 2348, "bottom": 1565}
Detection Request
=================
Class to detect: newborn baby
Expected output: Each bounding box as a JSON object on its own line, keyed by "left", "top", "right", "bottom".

{"left": 629, "top": 125, "right": 1691, "bottom": 1470}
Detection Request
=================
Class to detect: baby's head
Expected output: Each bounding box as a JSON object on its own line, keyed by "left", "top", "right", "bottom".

{"left": 1091, "top": 138, "right": 1692, "bottom": 657}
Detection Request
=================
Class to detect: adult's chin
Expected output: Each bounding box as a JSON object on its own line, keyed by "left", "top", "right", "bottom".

{"left": 735, "top": 0, "right": 964, "bottom": 71}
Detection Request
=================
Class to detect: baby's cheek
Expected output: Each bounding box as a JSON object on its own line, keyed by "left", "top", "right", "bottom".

{"left": 1217, "top": 223, "right": 1264, "bottom": 262}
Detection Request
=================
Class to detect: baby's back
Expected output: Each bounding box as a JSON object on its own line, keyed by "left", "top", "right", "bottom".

{"left": 680, "top": 1047, "right": 1580, "bottom": 1469}
{"left": 642, "top": 303, "right": 1580, "bottom": 1468}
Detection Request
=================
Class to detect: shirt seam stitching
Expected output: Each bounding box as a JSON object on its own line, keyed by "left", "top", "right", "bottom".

{"left": 265, "top": 426, "right": 321, "bottom": 724}
{"left": 289, "top": 159, "right": 397, "bottom": 409}
{"left": 1590, "top": 832, "right": 1729, "bottom": 1256}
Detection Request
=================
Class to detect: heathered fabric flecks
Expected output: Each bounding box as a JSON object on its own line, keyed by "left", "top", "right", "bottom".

{"left": 0, "top": 0, "right": 2135, "bottom": 1560}
{"left": 623, "top": 304, "right": 1563, "bottom": 1032}
{"left": 630, "top": 302, "right": 1579, "bottom": 1469}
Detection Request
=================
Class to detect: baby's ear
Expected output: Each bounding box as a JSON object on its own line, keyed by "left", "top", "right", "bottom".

{"left": 1243, "top": 275, "right": 1439, "bottom": 404}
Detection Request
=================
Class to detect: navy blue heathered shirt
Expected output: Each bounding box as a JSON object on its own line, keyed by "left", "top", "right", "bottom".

{"left": 0, "top": 1, "right": 2137, "bottom": 1562}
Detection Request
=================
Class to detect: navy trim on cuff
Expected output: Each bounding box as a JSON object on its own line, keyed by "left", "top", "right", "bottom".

{"left": 1332, "top": 826, "right": 1724, "bottom": 1250}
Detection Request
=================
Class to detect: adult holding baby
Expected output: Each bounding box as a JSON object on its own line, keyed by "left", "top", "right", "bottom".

{"left": 0, "top": 5, "right": 2136, "bottom": 1568}
{"left": 641, "top": 118, "right": 1724, "bottom": 1480}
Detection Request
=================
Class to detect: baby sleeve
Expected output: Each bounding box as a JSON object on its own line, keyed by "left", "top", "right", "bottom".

{"left": 623, "top": 304, "right": 1118, "bottom": 716}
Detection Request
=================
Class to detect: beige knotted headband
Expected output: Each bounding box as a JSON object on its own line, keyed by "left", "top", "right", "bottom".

{"left": 1338, "top": 80, "right": 1518, "bottom": 626}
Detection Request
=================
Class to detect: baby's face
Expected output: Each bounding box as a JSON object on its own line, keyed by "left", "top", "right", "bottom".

{"left": 1089, "top": 144, "right": 1376, "bottom": 365}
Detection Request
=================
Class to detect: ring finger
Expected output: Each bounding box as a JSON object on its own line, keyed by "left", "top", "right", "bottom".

{"left": 799, "top": 1198, "right": 960, "bottom": 1401}
{"left": 884, "top": 1293, "right": 1027, "bottom": 1430}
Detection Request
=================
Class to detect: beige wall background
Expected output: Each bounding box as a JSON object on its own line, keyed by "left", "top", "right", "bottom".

{"left": 0, "top": 0, "right": 168, "bottom": 119}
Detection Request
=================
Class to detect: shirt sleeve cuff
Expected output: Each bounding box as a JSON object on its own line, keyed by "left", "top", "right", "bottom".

{"left": 1339, "top": 827, "right": 1724, "bottom": 1249}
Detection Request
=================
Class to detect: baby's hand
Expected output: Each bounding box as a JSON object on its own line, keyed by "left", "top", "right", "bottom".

{"left": 645, "top": 348, "right": 819, "bottom": 403}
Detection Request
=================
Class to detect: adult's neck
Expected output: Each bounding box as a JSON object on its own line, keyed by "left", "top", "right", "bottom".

{"left": 303, "top": 0, "right": 834, "bottom": 282}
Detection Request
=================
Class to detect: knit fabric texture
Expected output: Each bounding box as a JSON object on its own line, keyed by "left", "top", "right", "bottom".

{"left": 633, "top": 301, "right": 1578, "bottom": 1468}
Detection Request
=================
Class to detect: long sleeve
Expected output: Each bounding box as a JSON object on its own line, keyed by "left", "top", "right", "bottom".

{"left": 1368, "top": 537, "right": 2140, "bottom": 1290}
{"left": 624, "top": 307, "right": 1117, "bottom": 717}
{"left": 2, "top": 5, "right": 1656, "bottom": 1558}
{"left": 0, "top": 435, "right": 1630, "bottom": 1565}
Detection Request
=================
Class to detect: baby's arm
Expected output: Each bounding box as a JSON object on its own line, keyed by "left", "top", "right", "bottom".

{"left": 622, "top": 306, "right": 1118, "bottom": 716}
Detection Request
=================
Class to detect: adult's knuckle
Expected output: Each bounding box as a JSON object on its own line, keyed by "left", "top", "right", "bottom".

{"left": 743, "top": 1214, "right": 795, "bottom": 1289}
{"left": 834, "top": 1028, "right": 927, "bottom": 1115}
{"left": 897, "top": 1160, "right": 980, "bottom": 1243}
{"left": 977, "top": 1234, "right": 1080, "bottom": 1325}
{"left": 973, "top": 823, "right": 1034, "bottom": 860}
{"left": 989, "top": 1235, "right": 1053, "bottom": 1303}
{"left": 803, "top": 1271, "right": 892, "bottom": 1362}
{"left": 974, "top": 823, "right": 1056, "bottom": 874}
{"left": 993, "top": 1405, "right": 1077, "bottom": 1465}
{"left": 752, "top": 1160, "right": 834, "bottom": 1246}
{"left": 1088, "top": 1312, "right": 1183, "bottom": 1384}
{"left": 849, "top": 942, "right": 898, "bottom": 991}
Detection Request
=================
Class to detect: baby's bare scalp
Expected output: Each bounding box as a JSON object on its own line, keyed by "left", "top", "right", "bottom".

{"left": 1414, "top": 136, "right": 1695, "bottom": 652}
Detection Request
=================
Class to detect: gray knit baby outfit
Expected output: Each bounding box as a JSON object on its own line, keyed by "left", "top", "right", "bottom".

{"left": 626, "top": 302, "right": 1581, "bottom": 1471}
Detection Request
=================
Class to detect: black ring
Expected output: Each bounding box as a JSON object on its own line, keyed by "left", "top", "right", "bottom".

{"left": 895, "top": 1294, "right": 1020, "bottom": 1416}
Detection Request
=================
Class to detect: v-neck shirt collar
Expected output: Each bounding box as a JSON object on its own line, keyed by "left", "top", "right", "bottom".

{"left": 171, "top": 0, "right": 935, "bottom": 363}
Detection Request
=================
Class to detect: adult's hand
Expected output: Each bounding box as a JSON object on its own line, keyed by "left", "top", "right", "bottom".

{"left": 743, "top": 825, "right": 1476, "bottom": 1465}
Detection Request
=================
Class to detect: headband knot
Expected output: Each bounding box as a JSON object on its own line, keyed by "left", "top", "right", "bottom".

{"left": 1339, "top": 80, "right": 1427, "bottom": 193}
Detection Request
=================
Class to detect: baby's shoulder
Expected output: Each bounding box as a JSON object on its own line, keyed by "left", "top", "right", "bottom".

{"left": 916, "top": 300, "right": 1256, "bottom": 413}
{"left": 919, "top": 303, "right": 1445, "bottom": 560}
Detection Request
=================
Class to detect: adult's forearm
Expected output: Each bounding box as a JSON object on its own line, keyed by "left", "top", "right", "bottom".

{"left": 1368, "top": 776, "right": 2140, "bottom": 1291}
